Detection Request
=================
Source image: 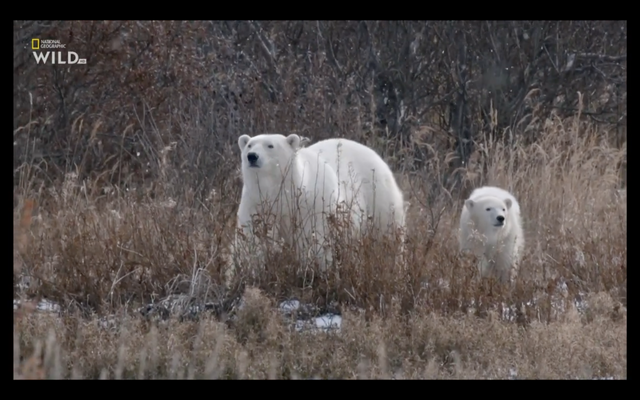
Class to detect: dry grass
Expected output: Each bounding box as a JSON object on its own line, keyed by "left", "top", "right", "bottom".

{"left": 13, "top": 112, "right": 626, "bottom": 379}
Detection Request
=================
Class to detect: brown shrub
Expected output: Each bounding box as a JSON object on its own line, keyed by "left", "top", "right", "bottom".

{"left": 14, "top": 21, "right": 626, "bottom": 379}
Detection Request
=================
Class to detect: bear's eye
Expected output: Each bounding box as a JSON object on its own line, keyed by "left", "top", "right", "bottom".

{"left": 268, "top": 144, "right": 274, "bottom": 149}
{"left": 248, "top": 144, "right": 252, "bottom": 148}
{"left": 502, "top": 208, "right": 506, "bottom": 211}
{"left": 486, "top": 208, "right": 491, "bottom": 211}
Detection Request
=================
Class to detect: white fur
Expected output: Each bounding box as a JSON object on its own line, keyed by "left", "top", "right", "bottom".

{"left": 458, "top": 186, "right": 524, "bottom": 283}
{"left": 305, "top": 138, "right": 406, "bottom": 237}
{"left": 232, "top": 134, "right": 405, "bottom": 275}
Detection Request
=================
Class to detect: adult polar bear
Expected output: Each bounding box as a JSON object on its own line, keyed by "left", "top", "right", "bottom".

{"left": 458, "top": 186, "right": 524, "bottom": 283}
{"left": 234, "top": 133, "right": 406, "bottom": 271}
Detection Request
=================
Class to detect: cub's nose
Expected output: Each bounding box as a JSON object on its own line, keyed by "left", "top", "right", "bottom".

{"left": 496, "top": 216, "right": 505, "bottom": 223}
{"left": 247, "top": 152, "right": 258, "bottom": 163}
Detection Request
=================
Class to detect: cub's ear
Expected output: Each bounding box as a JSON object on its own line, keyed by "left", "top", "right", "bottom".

{"left": 504, "top": 198, "right": 513, "bottom": 210}
{"left": 465, "top": 199, "right": 474, "bottom": 209}
{"left": 238, "top": 135, "right": 251, "bottom": 151}
{"left": 286, "top": 134, "right": 301, "bottom": 150}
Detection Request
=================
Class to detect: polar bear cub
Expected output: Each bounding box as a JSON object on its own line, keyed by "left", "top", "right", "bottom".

{"left": 233, "top": 133, "right": 406, "bottom": 274}
{"left": 458, "top": 186, "right": 524, "bottom": 283}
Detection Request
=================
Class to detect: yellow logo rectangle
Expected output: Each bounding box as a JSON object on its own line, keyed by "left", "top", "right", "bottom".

{"left": 31, "top": 39, "right": 39, "bottom": 50}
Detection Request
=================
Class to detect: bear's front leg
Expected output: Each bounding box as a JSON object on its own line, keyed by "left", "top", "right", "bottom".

{"left": 228, "top": 224, "right": 255, "bottom": 280}
{"left": 493, "top": 245, "right": 516, "bottom": 284}
{"left": 478, "top": 256, "right": 494, "bottom": 278}
{"left": 230, "top": 208, "right": 277, "bottom": 282}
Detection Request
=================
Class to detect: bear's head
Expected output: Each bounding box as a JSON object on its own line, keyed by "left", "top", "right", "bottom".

{"left": 465, "top": 196, "right": 513, "bottom": 230}
{"left": 238, "top": 133, "right": 301, "bottom": 174}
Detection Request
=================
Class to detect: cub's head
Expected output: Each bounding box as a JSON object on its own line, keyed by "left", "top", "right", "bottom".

{"left": 238, "top": 133, "right": 301, "bottom": 173}
{"left": 465, "top": 196, "right": 513, "bottom": 230}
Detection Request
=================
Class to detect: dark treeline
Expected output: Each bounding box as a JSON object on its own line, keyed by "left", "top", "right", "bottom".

{"left": 13, "top": 21, "right": 627, "bottom": 200}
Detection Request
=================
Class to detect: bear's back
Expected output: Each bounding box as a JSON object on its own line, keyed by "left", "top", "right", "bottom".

{"left": 303, "top": 138, "right": 405, "bottom": 231}
{"left": 305, "top": 138, "right": 396, "bottom": 183}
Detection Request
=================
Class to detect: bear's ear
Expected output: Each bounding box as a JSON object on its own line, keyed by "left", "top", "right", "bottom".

{"left": 238, "top": 135, "right": 251, "bottom": 151}
{"left": 504, "top": 198, "right": 512, "bottom": 210}
{"left": 286, "top": 134, "right": 301, "bottom": 150}
{"left": 465, "top": 199, "right": 474, "bottom": 209}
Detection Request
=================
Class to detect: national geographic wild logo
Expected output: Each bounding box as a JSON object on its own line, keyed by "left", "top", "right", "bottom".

{"left": 29, "top": 38, "right": 87, "bottom": 65}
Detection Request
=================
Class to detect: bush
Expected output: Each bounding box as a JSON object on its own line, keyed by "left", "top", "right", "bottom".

{"left": 13, "top": 21, "right": 626, "bottom": 379}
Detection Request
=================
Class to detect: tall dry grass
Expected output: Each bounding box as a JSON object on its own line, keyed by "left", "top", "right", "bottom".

{"left": 13, "top": 109, "right": 626, "bottom": 379}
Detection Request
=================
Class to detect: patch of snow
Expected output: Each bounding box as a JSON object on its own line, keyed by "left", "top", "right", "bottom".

{"left": 279, "top": 300, "right": 301, "bottom": 313}
{"left": 293, "top": 313, "right": 342, "bottom": 334}
{"left": 13, "top": 298, "right": 61, "bottom": 313}
{"left": 278, "top": 300, "right": 341, "bottom": 334}
{"left": 37, "top": 299, "right": 61, "bottom": 312}
{"left": 314, "top": 313, "right": 342, "bottom": 332}
{"left": 502, "top": 303, "right": 517, "bottom": 322}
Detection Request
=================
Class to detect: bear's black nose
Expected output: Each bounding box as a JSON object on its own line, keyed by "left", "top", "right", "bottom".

{"left": 247, "top": 152, "right": 259, "bottom": 163}
{"left": 496, "top": 216, "right": 505, "bottom": 222}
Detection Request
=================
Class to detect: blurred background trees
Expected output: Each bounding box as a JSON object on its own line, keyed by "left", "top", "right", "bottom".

{"left": 13, "top": 21, "right": 627, "bottom": 201}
